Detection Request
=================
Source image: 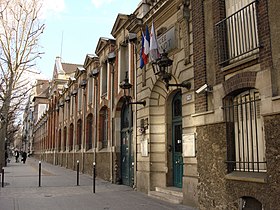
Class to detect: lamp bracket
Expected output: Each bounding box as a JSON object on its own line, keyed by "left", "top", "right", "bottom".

{"left": 167, "top": 80, "right": 191, "bottom": 90}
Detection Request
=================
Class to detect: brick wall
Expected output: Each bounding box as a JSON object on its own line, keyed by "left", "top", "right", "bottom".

{"left": 212, "top": 0, "right": 226, "bottom": 85}
{"left": 257, "top": 0, "right": 273, "bottom": 70}
{"left": 192, "top": 0, "right": 207, "bottom": 113}
{"left": 223, "top": 71, "right": 257, "bottom": 95}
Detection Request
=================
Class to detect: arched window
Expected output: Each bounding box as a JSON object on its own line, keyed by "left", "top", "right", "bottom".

{"left": 77, "top": 119, "right": 82, "bottom": 150}
{"left": 224, "top": 89, "right": 266, "bottom": 172}
{"left": 239, "top": 196, "right": 262, "bottom": 210}
{"left": 58, "top": 129, "right": 61, "bottom": 151}
{"left": 63, "top": 126, "right": 67, "bottom": 151}
{"left": 86, "top": 114, "right": 93, "bottom": 150}
{"left": 69, "top": 123, "right": 74, "bottom": 151}
{"left": 99, "top": 107, "right": 108, "bottom": 148}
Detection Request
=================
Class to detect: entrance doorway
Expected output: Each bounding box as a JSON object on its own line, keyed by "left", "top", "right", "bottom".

{"left": 120, "top": 103, "right": 134, "bottom": 186}
{"left": 172, "top": 92, "right": 183, "bottom": 188}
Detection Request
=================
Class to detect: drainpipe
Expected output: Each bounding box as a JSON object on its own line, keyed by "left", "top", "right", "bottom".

{"left": 133, "top": 41, "right": 138, "bottom": 189}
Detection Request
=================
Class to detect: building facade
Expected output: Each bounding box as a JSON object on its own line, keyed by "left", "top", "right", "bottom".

{"left": 30, "top": 0, "right": 280, "bottom": 209}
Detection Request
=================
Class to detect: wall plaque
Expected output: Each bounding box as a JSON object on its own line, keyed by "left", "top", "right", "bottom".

{"left": 183, "top": 133, "right": 196, "bottom": 157}
{"left": 141, "top": 137, "right": 148, "bottom": 157}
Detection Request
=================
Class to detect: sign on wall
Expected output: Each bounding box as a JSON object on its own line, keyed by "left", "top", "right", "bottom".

{"left": 141, "top": 137, "right": 149, "bottom": 157}
{"left": 183, "top": 133, "right": 196, "bottom": 157}
{"left": 157, "top": 26, "right": 177, "bottom": 53}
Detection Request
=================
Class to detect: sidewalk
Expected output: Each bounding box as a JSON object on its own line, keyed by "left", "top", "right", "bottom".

{"left": 0, "top": 158, "right": 196, "bottom": 210}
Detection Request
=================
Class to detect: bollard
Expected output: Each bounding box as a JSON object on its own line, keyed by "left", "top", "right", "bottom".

{"left": 1, "top": 168, "right": 4, "bottom": 188}
{"left": 38, "top": 161, "right": 41, "bottom": 187}
{"left": 93, "top": 162, "right": 96, "bottom": 193}
{"left": 76, "top": 160, "right": 79, "bottom": 186}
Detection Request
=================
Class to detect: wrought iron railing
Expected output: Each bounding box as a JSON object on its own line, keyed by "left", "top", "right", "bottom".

{"left": 224, "top": 90, "right": 267, "bottom": 173}
{"left": 216, "top": 1, "right": 259, "bottom": 65}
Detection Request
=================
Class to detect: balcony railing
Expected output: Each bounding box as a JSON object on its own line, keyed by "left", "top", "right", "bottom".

{"left": 216, "top": 1, "right": 259, "bottom": 65}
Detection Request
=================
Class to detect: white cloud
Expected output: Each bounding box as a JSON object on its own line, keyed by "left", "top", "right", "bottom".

{"left": 40, "top": 0, "right": 65, "bottom": 19}
{"left": 91, "top": 0, "right": 114, "bottom": 8}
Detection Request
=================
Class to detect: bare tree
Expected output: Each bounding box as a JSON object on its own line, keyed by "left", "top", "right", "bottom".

{"left": 0, "top": 0, "right": 45, "bottom": 168}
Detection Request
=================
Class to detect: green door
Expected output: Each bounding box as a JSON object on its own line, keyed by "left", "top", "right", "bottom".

{"left": 172, "top": 92, "right": 183, "bottom": 188}
{"left": 121, "top": 103, "right": 134, "bottom": 186}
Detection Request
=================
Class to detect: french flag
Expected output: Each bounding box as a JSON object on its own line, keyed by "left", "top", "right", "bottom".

{"left": 140, "top": 34, "right": 145, "bottom": 69}
{"left": 140, "top": 25, "right": 150, "bottom": 69}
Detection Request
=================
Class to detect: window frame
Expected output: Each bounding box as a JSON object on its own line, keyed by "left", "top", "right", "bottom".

{"left": 224, "top": 89, "right": 266, "bottom": 173}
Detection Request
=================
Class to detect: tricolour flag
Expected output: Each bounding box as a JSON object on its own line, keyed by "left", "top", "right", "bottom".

{"left": 140, "top": 33, "right": 145, "bottom": 69}
{"left": 142, "top": 25, "right": 150, "bottom": 65}
{"left": 149, "top": 22, "right": 160, "bottom": 62}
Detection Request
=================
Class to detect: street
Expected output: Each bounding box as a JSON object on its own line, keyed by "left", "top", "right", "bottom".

{"left": 0, "top": 158, "right": 196, "bottom": 210}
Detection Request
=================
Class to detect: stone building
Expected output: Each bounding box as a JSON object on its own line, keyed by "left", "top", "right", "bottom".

{"left": 194, "top": 0, "right": 280, "bottom": 209}
{"left": 30, "top": 0, "right": 280, "bottom": 209}
{"left": 22, "top": 79, "right": 49, "bottom": 153}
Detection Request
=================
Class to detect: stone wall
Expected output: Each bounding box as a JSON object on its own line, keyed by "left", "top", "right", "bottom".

{"left": 96, "top": 152, "right": 110, "bottom": 181}
{"left": 83, "top": 152, "right": 93, "bottom": 175}
{"left": 197, "top": 114, "right": 280, "bottom": 210}
{"left": 196, "top": 122, "right": 234, "bottom": 210}
{"left": 262, "top": 113, "right": 280, "bottom": 209}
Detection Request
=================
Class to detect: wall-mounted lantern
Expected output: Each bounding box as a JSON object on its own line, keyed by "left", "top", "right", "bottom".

{"left": 153, "top": 50, "right": 191, "bottom": 90}
{"left": 119, "top": 73, "right": 146, "bottom": 106}
{"left": 90, "top": 68, "right": 99, "bottom": 78}
{"left": 65, "top": 95, "right": 71, "bottom": 103}
{"left": 80, "top": 79, "right": 87, "bottom": 89}
{"left": 71, "top": 89, "right": 78, "bottom": 97}
{"left": 59, "top": 101, "right": 64, "bottom": 108}
{"left": 107, "top": 52, "right": 116, "bottom": 65}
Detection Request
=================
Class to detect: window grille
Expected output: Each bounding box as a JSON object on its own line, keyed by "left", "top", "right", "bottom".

{"left": 224, "top": 89, "right": 266, "bottom": 172}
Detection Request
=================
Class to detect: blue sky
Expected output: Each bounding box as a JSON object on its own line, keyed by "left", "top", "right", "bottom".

{"left": 38, "top": 0, "right": 140, "bottom": 79}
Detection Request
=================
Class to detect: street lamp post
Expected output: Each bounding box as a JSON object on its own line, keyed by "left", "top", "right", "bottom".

{"left": 90, "top": 68, "right": 99, "bottom": 167}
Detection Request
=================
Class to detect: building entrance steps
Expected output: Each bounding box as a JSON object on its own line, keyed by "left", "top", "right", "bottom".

{"left": 148, "top": 186, "right": 183, "bottom": 204}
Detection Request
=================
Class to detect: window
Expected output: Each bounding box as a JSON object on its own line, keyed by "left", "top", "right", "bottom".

{"left": 58, "top": 129, "right": 61, "bottom": 151}
{"left": 86, "top": 114, "right": 93, "bottom": 150}
{"left": 224, "top": 89, "right": 266, "bottom": 172}
{"left": 69, "top": 123, "right": 74, "bottom": 151}
{"left": 78, "top": 87, "right": 82, "bottom": 111}
{"left": 63, "top": 126, "right": 67, "bottom": 151}
{"left": 99, "top": 108, "right": 108, "bottom": 148}
{"left": 239, "top": 196, "right": 262, "bottom": 210}
{"left": 77, "top": 119, "right": 82, "bottom": 150}
{"left": 101, "top": 62, "right": 108, "bottom": 96}
{"left": 118, "top": 45, "right": 129, "bottom": 87}
{"left": 88, "top": 77, "right": 94, "bottom": 105}
{"left": 216, "top": 0, "right": 259, "bottom": 64}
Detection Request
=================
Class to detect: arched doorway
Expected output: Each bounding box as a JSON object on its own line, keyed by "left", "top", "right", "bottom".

{"left": 120, "top": 103, "right": 134, "bottom": 186}
{"left": 172, "top": 91, "right": 183, "bottom": 188}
